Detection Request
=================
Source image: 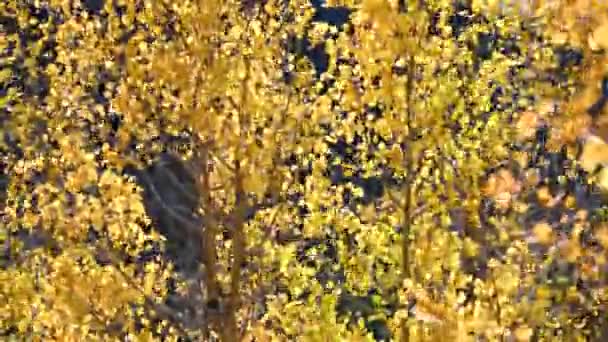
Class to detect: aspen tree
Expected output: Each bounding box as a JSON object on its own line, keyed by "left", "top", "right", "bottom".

{"left": 3, "top": 0, "right": 606, "bottom": 341}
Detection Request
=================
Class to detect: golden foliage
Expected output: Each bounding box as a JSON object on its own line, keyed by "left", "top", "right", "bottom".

{"left": 515, "top": 110, "right": 542, "bottom": 141}
{"left": 3, "top": 0, "right": 608, "bottom": 341}
{"left": 532, "top": 221, "right": 554, "bottom": 245}
{"left": 483, "top": 169, "right": 521, "bottom": 210}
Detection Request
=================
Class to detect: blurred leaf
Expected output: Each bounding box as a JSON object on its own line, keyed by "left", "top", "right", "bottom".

{"left": 532, "top": 221, "right": 554, "bottom": 245}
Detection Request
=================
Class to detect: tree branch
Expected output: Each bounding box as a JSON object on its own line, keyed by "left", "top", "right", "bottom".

{"left": 400, "top": 49, "right": 417, "bottom": 342}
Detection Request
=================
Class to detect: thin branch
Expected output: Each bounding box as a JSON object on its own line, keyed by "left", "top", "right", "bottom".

{"left": 222, "top": 17, "right": 255, "bottom": 341}
{"left": 401, "top": 50, "right": 417, "bottom": 342}
{"left": 195, "top": 144, "right": 224, "bottom": 339}
{"left": 387, "top": 189, "right": 428, "bottom": 222}
{"left": 226, "top": 96, "right": 241, "bottom": 114}
{"left": 210, "top": 150, "right": 237, "bottom": 174}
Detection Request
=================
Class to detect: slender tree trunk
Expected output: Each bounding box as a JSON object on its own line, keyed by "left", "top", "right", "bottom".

{"left": 222, "top": 160, "right": 247, "bottom": 341}
{"left": 401, "top": 53, "right": 416, "bottom": 342}
{"left": 196, "top": 146, "right": 223, "bottom": 339}
{"left": 218, "top": 37, "right": 252, "bottom": 340}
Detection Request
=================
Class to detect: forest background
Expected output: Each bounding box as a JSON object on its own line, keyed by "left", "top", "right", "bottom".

{"left": 3, "top": 0, "right": 608, "bottom": 341}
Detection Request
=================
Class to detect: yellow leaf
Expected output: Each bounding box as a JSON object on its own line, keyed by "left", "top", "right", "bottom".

{"left": 516, "top": 111, "right": 541, "bottom": 141}
{"left": 596, "top": 225, "right": 608, "bottom": 249}
{"left": 385, "top": 144, "right": 403, "bottom": 170}
{"left": 595, "top": 167, "right": 608, "bottom": 192}
{"left": 590, "top": 23, "right": 608, "bottom": 51}
{"left": 536, "top": 186, "right": 553, "bottom": 207}
{"left": 483, "top": 169, "right": 520, "bottom": 209}
{"left": 559, "top": 239, "right": 582, "bottom": 263}
{"left": 243, "top": 173, "right": 267, "bottom": 198}
{"left": 564, "top": 195, "right": 576, "bottom": 209}
{"left": 514, "top": 325, "right": 533, "bottom": 341}
{"left": 0, "top": 68, "right": 11, "bottom": 83}
{"left": 532, "top": 222, "right": 554, "bottom": 245}
{"left": 579, "top": 134, "right": 608, "bottom": 173}
{"left": 536, "top": 285, "right": 552, "bottom": 300}
{"left": 576, "top": 209, "right": 589, "bottom": 221}
{"left": 463, "top": 237, "right": 480, "bottom": 257}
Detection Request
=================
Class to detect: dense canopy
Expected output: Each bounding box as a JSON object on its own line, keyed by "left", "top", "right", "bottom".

{"left": 3, "top": 0, "right": 608, "bottom": 341}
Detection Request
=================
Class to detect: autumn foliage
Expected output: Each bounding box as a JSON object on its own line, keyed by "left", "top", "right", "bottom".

{"left": 3, "top": 0, "right": 608, "bottom": 341}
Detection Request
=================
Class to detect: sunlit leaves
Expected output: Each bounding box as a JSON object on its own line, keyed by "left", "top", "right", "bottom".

{"left": 516, "top": 110, "right": 543, "bottom": 141}
{"left": 3, "top": 0, "right": 608, "bottom": 340}
{"left": 580, "top": 134, "right": 608, "bottom": 173}
{"left": 589, "top": 23, "right": 608, "bottom": 51}
{"left": 595, "top": 224, "right": 608, "bottom": 249}
{"left": 483, "top": 169, "right": 521, "bottom": 210}
{"left": 532, "top": 221, "right": 555, "bottom": 245}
